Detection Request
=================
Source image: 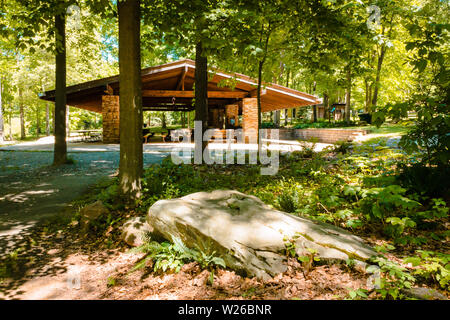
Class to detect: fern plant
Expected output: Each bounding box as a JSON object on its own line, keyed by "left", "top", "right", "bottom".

{"left": 128, "top": 236, "right": 226, "bottom": 284}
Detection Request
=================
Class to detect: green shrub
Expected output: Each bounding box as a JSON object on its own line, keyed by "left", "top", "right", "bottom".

{"left": 277, "top": 189, "right": 299, "bottom": 213}
{"left": 129, "top": 237, "right": 226, "bottom": 284}
{"left": 404, "top": 251, "right": 450, "bottom": 290}
{"left": 359, "top": 185, "right": 421, "bottom": 222}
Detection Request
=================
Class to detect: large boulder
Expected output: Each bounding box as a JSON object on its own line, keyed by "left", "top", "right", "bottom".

{"left": 121, "top": 217, "right": 154, "bottom": 247}
{"left": 147, "top": 190, "right": 377, "bottom": 280}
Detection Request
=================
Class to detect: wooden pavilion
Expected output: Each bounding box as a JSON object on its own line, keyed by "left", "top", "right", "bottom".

{"left": 40, "top": 59, "right": 320, "bottom": 143}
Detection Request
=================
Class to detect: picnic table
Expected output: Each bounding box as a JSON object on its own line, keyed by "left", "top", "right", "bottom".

{"left": 70, "top": 130, "right": 102, "bottom": 142}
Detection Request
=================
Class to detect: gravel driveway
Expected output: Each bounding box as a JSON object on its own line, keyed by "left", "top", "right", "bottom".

{"left": 0, "top": 144, "right": 170, "bottom": 238}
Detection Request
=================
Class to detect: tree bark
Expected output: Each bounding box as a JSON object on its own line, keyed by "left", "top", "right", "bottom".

{"left": 66, "top": 106, "right": 70, "bottom": 137}
{"left": 364, "top": 78, "right": 371, "bottom": 113}
{"left": 0, "top": 76, "right": 3, "bottom": 142}
{"left": 19, "top": 88, "right": 25, "bottom": 140}
{"left": 53, "top": 11, "right": 67, "bottom": 165}
{"left": 371, "top": 14, "right": 394, "bottom": 109}
{"left": 312, "top": 81, "right": 317, "bottom": 122}
{"left": 323, "top": 93, "right": 329, "bottom": 121}
{"left": 257, "top": 59, "right": 263, "bottom": 142}
{"left": 9, "top": 113, "right": 12, "bottom": 141}
{"left": 118, "top": 0, "right": 143, "bottom": 201}
{"left": 46, "top": 103, "right": 50, "bottom": 136}
{"left": 371, "top": 45, "right": 386, "bottom": 108}
{"left": 345, "top": 66, "right": 352, "bottom": 124}
{"left": 194, "top": 41, "right": 208, "bottom": 153}
{"left": 36, "top": 106, "right": 40, "bottom": 138}
{"left": 161, "top": 112, "right": 166, "bottom": 129}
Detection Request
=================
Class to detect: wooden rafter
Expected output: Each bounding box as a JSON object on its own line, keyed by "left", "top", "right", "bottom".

{"left": 142, "top": 90, "right": 248, "bottom": 99}
{"left": 249, "top": 88, "right": 267, "bottom": 98}
{"left": 176, "top": 66, "right": 187, "bottom": 91}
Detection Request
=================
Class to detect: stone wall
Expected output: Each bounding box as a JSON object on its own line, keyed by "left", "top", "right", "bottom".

{"left": 261, "top": 128, "right": 368, "bottom": 143}
{"left": 294, "top": 128, "right": 368, "bottom": 143}
{"left": 102, "top": 95, "right": 120, "bottom": 144}
{"left": 263, "top": 129, "right": 294, "bottom": 140}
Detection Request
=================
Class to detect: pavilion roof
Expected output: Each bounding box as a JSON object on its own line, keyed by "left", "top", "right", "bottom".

{"left": 39, "top": 59, "right": 320, "bottom": 113}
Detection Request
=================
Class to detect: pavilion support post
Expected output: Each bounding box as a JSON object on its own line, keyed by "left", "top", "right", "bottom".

{"left": 102, "top": 95, "right": 120, "bottom": 143}
{"left": 187, "top": 111, "right": 190, "bottom": 129}
{"left": 225, "top": 104, "right": 239, "bottom": 128}
{"left": 242, "top": 98, "right": 258, "bottom": 143}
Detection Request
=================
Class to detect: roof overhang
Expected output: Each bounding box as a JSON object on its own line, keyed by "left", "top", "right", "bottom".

{"left": 39, "top": 59, "right": 320, "bottom": 113}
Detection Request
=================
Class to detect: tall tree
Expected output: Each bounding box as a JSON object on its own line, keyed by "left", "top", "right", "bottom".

{"left": 0, "top": 76, "right": 3, "bottom": 142}
{"left": 194, "top": 41, "right": 208, "bottom": 152}
{"left": 53, "top": 8, "right": 68, "bottom": 164}
{"left": 118, "top": 0, "right": 143, "bottom": 200}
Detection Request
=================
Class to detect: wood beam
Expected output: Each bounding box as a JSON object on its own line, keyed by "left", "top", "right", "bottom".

{"left": 142, "top": 90, "right": 248, "bottom": 99}
{"left": 176, "top": 66, "right": 187, "bottom": 90}
{"left": 104, "top": 84, "right": 114, "bottom": 95}
{"left": 249, "top": 88, "right": 267, "bottom": 98}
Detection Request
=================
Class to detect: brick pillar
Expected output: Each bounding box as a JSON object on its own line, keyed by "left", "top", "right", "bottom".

{"left": 225, "top": 104, "right": 239, "bottom": 127}
{"left": 102, "top": 95, "right": 120, "bottom": 144}
{"left": 242, "top": 98, "right": 258, "bottom": 143}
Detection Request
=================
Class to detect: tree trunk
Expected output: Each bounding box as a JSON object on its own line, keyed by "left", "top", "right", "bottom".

{"left": 9, "top": 113, "right": 12, "bottom": 141}
{"left": 19, "top": 88, "right": 25, "bottom": 140}
{"left": 371, "top": 45, "right": 386, "bottom": 109}
{"left": 345, "top": 66, "right": 352, "bottom": 124}
{"left": 273, "top": 110, "right": 280, "bottom": 126}
{"left": 194, "top": 41, "right": 208, "bottom": 153}
{"left": 161, "top": 112, "right": 166, "bottom": 129}
{"left": 46, "top": 103, "right": 50, "bottom": 136}
{"left": 66, "top": 106, "right": 70, "bottom": 137}
{"left": 0, "top": 76, "right": 3, "bottom": 142}
{"left": 53, "top": 11, "right": 67, "bottom": 165}
{"left": 285, "top": 71, "right": 290, "bottom": 126}
{"left": 371, "top": 14, "right": 394, "bottom": 109}
{"left": 187, "top": 111, "right": 190, "bottom": 129}
{"left": 36, "top": 106, "right": 40, "bottom": 138}
{"left": 323, "top": 93, "right": 329, "bottom": 120}
{"left": 312, "top": 81, "right": 317, "bottom": 122}
{"left": 118, "top": 0, "right": 143, "bottom": 201}
{"left": 51, "top": 105, "right": 55, "bottom": 134}
{"left": 364, "top": 78, "right": 372, "bottom": 113}
{"left": 257, "top": 59, "right": 264, "bottom": 142}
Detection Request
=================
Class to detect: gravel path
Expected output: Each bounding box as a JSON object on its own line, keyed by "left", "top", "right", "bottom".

{"left": 0, "top": 148, "right": 169, "bottom": 237}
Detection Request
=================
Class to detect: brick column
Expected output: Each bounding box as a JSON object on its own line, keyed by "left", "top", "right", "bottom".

{"left": 102, "top": 95, "right": 120, "bottom": 144}
{"left": 242, "top": 98, "right": 258, "bottom": 143}
{"left": 225, "top": 104, "right": 239, "bottom": 127}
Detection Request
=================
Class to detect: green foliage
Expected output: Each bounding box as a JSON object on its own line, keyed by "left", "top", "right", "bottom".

{"left": 277, "top": 188, "right": 300, "bottom": 213}
{"left": 283, "top": 233, "right": 320, "bottom": 277}
{"left": 404, "top": 251, "right": 450, "bottom": 290}
{"left": 359, "top": 185, "right": 421, "bottom": 222}
{"left": 129, "top": 237, "right": 194, "bottom": 274}
{"left": 347, "top": 288, "right": 369, "bottom": 300}
{"left": 367, "top": 256, "right": 416, "bottom": 300}
{"left": 384, "top": 217, "right": 416, "bottom": 238}
{"left": 396, "top": 163, "right": 450, "bottom": 199}
{"left": 333, "top": 141, "right": 353, "bottom": 154}
{"left": 129, "top": 236, "right": 226, "bottom": 283}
